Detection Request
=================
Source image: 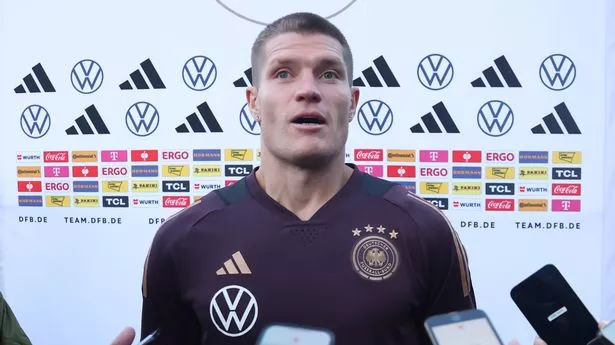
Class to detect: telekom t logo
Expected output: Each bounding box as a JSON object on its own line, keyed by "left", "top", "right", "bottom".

{"left": 429, "top": 152, "right": 439, "bottom": 161}
{"left": 110, "top": 151, "right": 119, "bottom": 161}
{"left": 53, "top": 167, "right": 61, "bottom": 177}
{"left": 561, "top": 200, "right": 571, "bottom": 211}
{"left": 364, "top": 166, "right": 374, "bottom": 174}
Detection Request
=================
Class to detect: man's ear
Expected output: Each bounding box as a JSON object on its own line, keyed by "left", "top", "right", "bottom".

{"left": 246, "top": 86, "right": 260, "bottom": 123}
{"left": 348, "top": 87, "right": 360, "bottom": 122}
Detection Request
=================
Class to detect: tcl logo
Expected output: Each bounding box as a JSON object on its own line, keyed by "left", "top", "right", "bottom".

{"left": 485, "top": 199, "right": 514, "bottom": 211}
{"left": 163, "top": 196, "right": 189, "bottom": 208}
{"left": 103, "top": 196, "right": 129, "bottom": 208}
{"left": 44, "top": 151, "right": 69, "bottom": 163}
{"left": 485, "top": 152, "right": 515, "bottom": 162}
{"left": 17, "top": 181, "right": 42, "bottom": 192}
{"left": 552, "top": 184, "right": 581, "bottom": 196}
{"left": 162, "top": 180, "right": 190, "bottom": 192}
{"left": 131, "top": 150, "right": 158, "bottom": 162}
{"left": 72, "top": 166, "right": 98, "bottom": 178}
{"left": 45, "top": 182, "right": 70, "bottom": 191}
{"left": 419, "top": 167, "right": 448, "bottom": 177}
{"left": 387, "top": 165, "right": 416, "bottom": 178}
{"left": 102, "top": 167, "right": 129, "bottom": 176}
{"left": 225, "top": 165, "right": 253, "bottom": 177}
{"left": 161, "top": 151, "right": 190, "bottom": 160}
{"left": 354, "top": 149, "right": 383, "bottom": 161}
{"left": 552, "top": 168, "right": 581, "bottom": 180}
{"left": 486, "top": 183, "right": 515, "bottom": 195}
{"left": 424, "top": 198, "right": 448, "bottom": 210}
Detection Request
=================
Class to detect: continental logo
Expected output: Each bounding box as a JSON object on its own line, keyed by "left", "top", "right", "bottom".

{"left": 102, "top": 181, "right": 129, "bottom": 193}
{"left": 387, "top": 150, "right": 416, "bottom": 162}
{"left": 193, "top": 165, "right": 221, "bottom": 177}
{"left": 74, "top": 196, "right": 100, "bottom": 207}
{"left": 224, "top": 149, "right": 253, "bottom": 161}
{"left": 72, "top": 151, "right": 98, "bottom": 162}
{"left": 486, "top": 167, "right": 515, "bottom": 179}
{"left": 518, "top": 199, "right": 548, "bottom": 212}
{"left": 17, "top": 166, "right": 41, "bottom": 177}
{"left": 452, "top": 183, "right": 482, "bottom": 195}
{"left": 132, "top": 180, "right": 160, "bottom": 192}
{"left": 519, "top": 167, "right": 548, "bottom": 180}
{"left": 46, "top": 195, "right": 71, "bottom": 207}
{"left": 419, "top": 182, "right": 449, "bottom": 194}
{"left": 162, "top": 165, "right": 189, "bottom": 177}
{"left": 552, "top": 151, "right": 582, "bottom": 164}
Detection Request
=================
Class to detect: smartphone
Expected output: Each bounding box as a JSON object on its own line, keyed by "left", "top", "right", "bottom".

{"left": 424, "top": 309, "right": 504, "bottom": 345}
{"left": 510, "top": 264, "right": 599, "bottom": 345}
{"left": 255, "top": 324, "right": 335, "bottom": 345}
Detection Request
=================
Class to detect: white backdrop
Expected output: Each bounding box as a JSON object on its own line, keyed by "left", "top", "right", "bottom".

{"left": 0, "top": 1, "right": 612, "bottom": 345}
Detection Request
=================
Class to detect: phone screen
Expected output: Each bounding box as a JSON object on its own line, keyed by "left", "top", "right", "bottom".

{"left": 256, "top": 324, "right": 334, "bottom": 345}
{"left": 510, "top": 264, "right": 598, "bottom": 345}
{"left": 430, "top": 317, "right": 502, "bottom": 345}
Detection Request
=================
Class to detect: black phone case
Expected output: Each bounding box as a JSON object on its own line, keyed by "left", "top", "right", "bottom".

{"left": 510, "top": 264, "right": 598, "bottom": 345}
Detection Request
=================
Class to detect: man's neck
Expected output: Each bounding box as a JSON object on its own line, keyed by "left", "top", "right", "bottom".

{"left": 255, "top": 154, "right": 353, "bottom": 221}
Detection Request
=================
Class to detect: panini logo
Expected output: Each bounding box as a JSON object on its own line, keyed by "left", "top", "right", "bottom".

{"left": 519, "top": 151, "right": 548, "bottom": 164}
{"left": 74, "top": 196, "right": 100, "bottom": 207}
{"left": 16, "top": 152, "right": 41, "bottom": 162}
{"left": 387, "top": 150, "right": 416, "bottom": 162}
{"left": 102, "top": 181, "right": 129, "bottom": 193}
{"left": 72, "top": 151, "right": 98, "bottom": 162}
{"left": 73, "top": 181, "right": 99, "bottom": 193}
{"left": 552, "top": 151, "right": 582, "bottom": 164}
{"left": 17, "top": 166, "right": 41, "bottom": 177}
{"left": 132, "top": 181, "right": 159, "bottom": 192}
{"left": 519, "top": 168, "right": 548, "bottom": 180}
{"left": 518, "top": 199, "right": 548, "bottom": 212}
{"left": 519, "top": 184, "right": 549, "bottom": 195}
{"left": 419, "top": 182, "right": 449, "bottom": 195}
{"left": 452, "top": 199, "right": 483, "bottom": 210}
{"left": 46, "top": 196, "right": 71, "bottom": 207}
{"left": 131, "top": 165, "right": 159, "bottom": 177}
{"left": 452, "top": 167, "right": 482, "bottom": 179}
{"left": 452, "top": 183, "right": 481, "bottom": 195}
{"left": 193, "top": 149, "right": 221, "bottom": 161}
{"left": 224, "top": 149, "right": 253, "bottom": 161}
{"left": 132, "top": 197, "right": 160, "bottom": 208}
{"left": 193, "top": 165, "right": 221, "bottom": 177}
{"left": 162, "top": 165, "right": 189, "bottom": 177}
{"left": 486, "top": 167, "right": 515, "bottom": 179}
{"left": 18, "top": 196, "right": 43, "bottom": 207}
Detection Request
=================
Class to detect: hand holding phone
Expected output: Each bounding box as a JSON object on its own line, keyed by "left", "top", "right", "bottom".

{"left": 424, "top": 309, "right": 504, "bottom": 345}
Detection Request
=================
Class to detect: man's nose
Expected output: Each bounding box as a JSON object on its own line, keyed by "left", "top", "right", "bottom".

{"left": 295, "top": 74, "right": 322, "bottom": 103}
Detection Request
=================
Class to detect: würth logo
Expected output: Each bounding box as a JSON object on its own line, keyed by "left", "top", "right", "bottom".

{"left": 119, "top": 58, "right": 166, "bottom": 90}
{"left": 216, "top": 251, "right": 252, "bottom": 275}
{"left": 14, "top": 63, "right": 56, "bottom": 93}
{"left": 531, "top": 102, "right": 581, "bottom": 134}
{"left": 175, "top": 101, "right": 223, "bottom": 133}
{"left": 410, "top": 102, "right": 460, "bottom": 134}
{"left": 471, "top": 55, "right": 521, "bottom": 88}
{"left": 353, "top": 56, "right": 400, "bottom": 87}
{"left": 66, "top": 105, "right": 110, "bottom": 135}
{"left": 233, "top": 68, "right": 253, "bottom": 87}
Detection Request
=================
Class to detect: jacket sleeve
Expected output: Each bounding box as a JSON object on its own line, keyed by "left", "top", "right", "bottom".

{"left": 0, "top": 292, "right": 32, "bottom": 345}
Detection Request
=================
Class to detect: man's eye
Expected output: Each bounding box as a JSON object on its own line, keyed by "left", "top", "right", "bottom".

{"left": 323, "top": 71, "right": 336, "bottom": 79}
{"left": 276, "top": 71, "right": 290, "bottom": 79}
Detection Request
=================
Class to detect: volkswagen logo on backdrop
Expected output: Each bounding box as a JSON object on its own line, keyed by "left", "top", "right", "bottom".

{"left": 21, "top": 105, "right": 51, "bottom": 138}
{"left": 417, "top": 54, "right": 454, "bottom": 90}
{"left": 71, "top": 59, "right": 104, "bottom": 94}
{"left": 477, "top": 100, "right": 514, "bottom": 137}
{"left": 183, "top": 56, "right": 217, "bottom": 91}
{"left": 125, "top": 102, "right": 160, "bottom": 136}
{"left": 357, "top": 100, "right": 394, "bottom": 135}
{"left": 239, "top": 103, "right": 260, "bottom": 135}
{"left": 540, "top": 54, "right": 576, "bottom": 91}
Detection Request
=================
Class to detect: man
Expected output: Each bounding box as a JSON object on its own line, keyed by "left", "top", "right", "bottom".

{"left": 0, "top": 292, "right": 31, "bottom": 345}
{"left": 140, "top": 12, "right": 475, "bottom": 344}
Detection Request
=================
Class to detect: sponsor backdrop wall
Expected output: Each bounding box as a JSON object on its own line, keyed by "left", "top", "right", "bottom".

{"left": 0, "top": 0, "right": 611, "bottom": 344}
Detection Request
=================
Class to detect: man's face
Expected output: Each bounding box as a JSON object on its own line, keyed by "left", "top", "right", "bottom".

{"left": 247, "top": 32, "right": 360, "bottom": 167}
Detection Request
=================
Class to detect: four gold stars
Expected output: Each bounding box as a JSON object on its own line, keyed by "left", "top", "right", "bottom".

{"left": 352, "top": 224, "right": 399, "bottom": 240}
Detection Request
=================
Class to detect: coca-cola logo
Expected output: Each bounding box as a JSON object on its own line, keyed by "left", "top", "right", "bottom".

{"left": 486, "top": 199, "right": 514, "bottom": 211}
{"left": 44, "top": 151, "right": 68, "bottom": 162}
{"left": 552, "top": 184, "right": 581, "bottom": 196}
{"left": 163, "top": 196, "right": 189, "bottom": 208}
{"left": 354, "top": 149, "right": 383, "bottom": 161}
